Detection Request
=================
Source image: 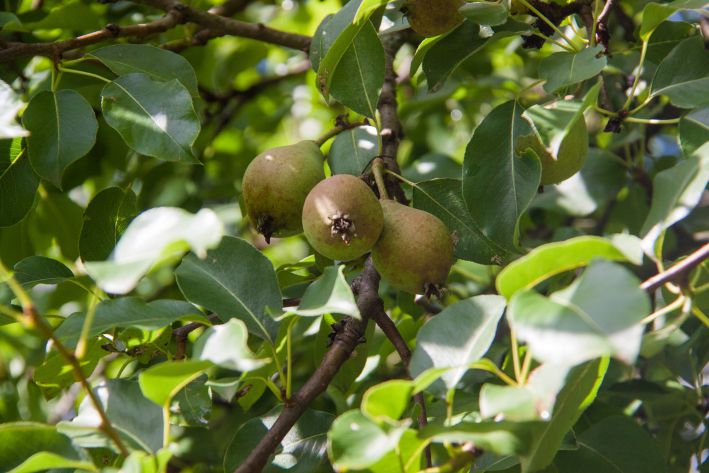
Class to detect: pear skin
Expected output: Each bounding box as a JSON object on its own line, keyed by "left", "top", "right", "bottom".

{"left": 405, "top": 0, "right": 465, "bottom": 37}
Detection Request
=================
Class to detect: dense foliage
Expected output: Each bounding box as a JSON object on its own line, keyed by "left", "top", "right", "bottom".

{"left": 0, "top": 0, "right": 708, "bottom": 472}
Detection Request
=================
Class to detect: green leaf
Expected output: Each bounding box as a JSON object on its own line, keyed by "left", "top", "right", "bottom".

{"left": 0, "top": 79, "right": 28, "bottom": 139}
{"left": 413, "top": 178, "right": 517, "bottom": 264}
{"left": 361, "top": 380, "right": 414, "bottom": 422}
{"left": 639, "top": 0, "right": 708, "bottom": 40}
{"left": 55, "top": 298, "right": 205, "bottom": 346}
{"left": 508, "top": 261, "right": 650, "bottom": 366}
{"left": 520, "top": 358, "right": 608, "bottom": 472}
{"left": 101, "top": 73, "right": 199, "bottom": 163}
{"left": 651, "top": 36, "right": 709, "bottom": 109}
{"left": 0, "top": 422, "right": 84, "bottom": 472}
{"left": 24, "top": 1, "right": 101, "bottom": 31}
{"left": 85, "top": 207, "right": 223, "bottom": 294}
{"left": 225, "top": 407, "right": 334, "bottom": 473}
{"left": 8, "top": 452, "right": 97, "bottom": 473}
{"left": 296, "top": 265, "right": 360, "bottom": 318}
{"left": 459, "top": 1, "right": 509, "bottom": 26}
{"left": 13, "top": 255, "right": 73, "bottom": 287}
{"left": 139, "top": 360, "right": 212, "bottom": 407}
{"left": 328, "top": 22, "right": 385, "bottom": 118}
{"left": 23, "top": 89, "right": 98, "bottom": 187}
{"left": 641, "top": 148, "right": 709, "bottom": 259}
{"left": 420, "top": 421, "right": 537, "bottom": 456}
{"left": 539, "top": 45, "right": 606, "bottom": 93}
{"left": 0, "top": 152, "right": 38, "bottom": 228}
{"left": 327, "top": 125, "right": 379, "bottom": 176}
{"left": 367, "top": 429, "right": 426, "bottom": 473}
{"left": 59, "top": 379, "right": 164, "bottom": 453}
{"left": 479, "top": 364, "right": 571, "bottom": 421}
{"left": 496, "top": 236, "right": 632, "bottom": 300}
{"left": 32, "top": 190, "right": 83, "bottom": 261}
{"left": 89, "top": 44, "right": 199, "bottom": 97}
{"left": 33, "top": 341, "right": 104, "bottom": 398}
{"left": 175, "top": 236, "right": 281, "bottom": 343}
{"left": 193, "top": 319, "right": 270, "bottom": 372}
{"left": 328, "top": 410, "right": 402, "bottom": 470}
{"left": 410, "top": 295, "right": 506, "bottom": 392}
{"left": 423, "top": 20, "right": 529, "bottom": 92}
{"left": 79, "top": 186, "right": 138, "bottom": 262}
{"left": 679, "top": 107, "right": 709, "bottom": 158}
{"left": 554, "top": 416, "right": 667, "bottom": 473}
{"left": 462, "top": 101, "right": 541, "bottom": 250}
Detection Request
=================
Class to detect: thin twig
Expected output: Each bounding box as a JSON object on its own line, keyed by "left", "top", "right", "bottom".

{"left": 641, "top": 243, "right": 709, "bottom": 293}
{"left": 595, "top": 0, "right": 615, "bottom": 51}
{"left": 233, "top": 259, "right": 381, "bottom": 473}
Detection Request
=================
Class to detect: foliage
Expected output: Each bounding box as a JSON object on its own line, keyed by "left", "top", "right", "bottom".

{"left": 0, "top": 0, "right": 708, "bottom": 472}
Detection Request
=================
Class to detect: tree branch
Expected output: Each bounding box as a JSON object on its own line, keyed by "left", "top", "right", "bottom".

{"left": 135, "top": 0, "right": 310, "bottom": 51}
{"left": 233, "top": 259, "right": 381, "bottom": 473}
{"left": 641, "top": 243, "right": 709, "bottom": 292}
{"left": 595, "top": 0, "right": 615, "bottom": 51}
{"left": 0, "top": 9, "right": 185, "bottom": 64}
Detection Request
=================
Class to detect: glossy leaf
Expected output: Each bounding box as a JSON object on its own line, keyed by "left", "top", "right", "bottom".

{"left": 421, "top": 421, "right": 537, "bottom": 456}
{"left": 328, "top": 410, "right": 402, "bottom": 470}
{"left": 361, "top": 380, "right": 413, "bottom": 422}
{"left": 79, "top": 186, "right": 137, "bottom": 262}
{"left": 85, "top": 207, "right": 223, "bottom": 294}
{"left": 639, "top": 0, "right": 708, "bottom": 40}
{"left": 23, "top": 89, "right": 98, "bottom": 187}
{"left": 139, "top": 360, "right": 212, "bottom": 407}
{"left": 539, "top": 45, "right": 606, "bottom": 93}
{"left": 641, "top": 147, "right": 709, "bottom": 259}
{"left": 508, "top": 261, "right": 650, "bottom": 366}
{"left": 296, "top": 265, "right": 360, "bottom": 318}
{"left": 679, "top": 107, "right": 709, "bottom": 157}
{"left": 0, "top": 79, "right": 28, "bottom": 139}
{"left": 13, "top": 255, "right": 73, "bottom": 287}
{"left": 176, "top": 236, "right": 281, "bottom": 343}
{"left": 89, "top": 44, "right": 199, "bottom": 96}
{"left": 55, "top": 298, "right": 205, "bottom": 346}
{"left": 101, "top": 73, "right": 199, "bottom": 162}
{"left": 410, "top": 295, "right": 505, "bottom": 392}
{"left": 459, "top": 1, "right": 509, "bottom": 26}
{"left": 651, "top": 36, "right": 709, "bottom": 109}
{"left": 193, "top": 319, "right": 270, "bottom": 372}
{"left": 520, "top": 358, "right": 608, "bottom": 472}
{"left": 327, "top": 125, "right": 378, "bottom": 176}
{"left": 59, "top": 379, "right": 163, "bottom": 453}
{"left": 496, "top": 236, "right": 632, "bottom": 300}
{"left": 462, "top": 101, "right": 541, "bottom": 251}
{"left": 413, "top": 178, "right": 516, "bottom": 264}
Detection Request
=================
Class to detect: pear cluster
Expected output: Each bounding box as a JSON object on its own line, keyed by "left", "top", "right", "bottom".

{"left": 242, "top": 142, "right": 455, "bottom": 296}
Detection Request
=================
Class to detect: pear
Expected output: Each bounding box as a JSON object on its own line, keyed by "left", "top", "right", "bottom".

{"left": 302, "top": 174, "right": 384, "bottom": 261}
{"left": 372, "top": 200, "right": 454, "bottom": 296}
{"left": 405, "top": 0, "right": 465, "bottom": 37}
{"left": 242, "top": 141, "right": 325, "bottom": 242}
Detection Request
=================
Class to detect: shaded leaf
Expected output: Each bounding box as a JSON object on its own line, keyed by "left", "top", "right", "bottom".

{"left": 328, "top": 410, "right": 402, "bottom": 470}
{"left": 23, "top": 90, "right": 98, "bottom": 187}
{"left": 13, "top": 255, "right": 73, "bottom": 287}
{"left": 539, "top": 46, "right": 606, "bottom": 93}
{"left": 679, "top": 107, "right": 709, "bottom": 158}
{"left": 80, "top": 187, "right": 137, "bottom": 262}
{"left": 0, "top": 422, "right": 84, "bottom": 472}
{"left": 327, "top": 125, "right": 378, "bottom": 176}
{"left": 0, "top": 151, "right": 38, "bottom": 228}
{"left": 651, "top": 36, "right": 709, "bottom": 109}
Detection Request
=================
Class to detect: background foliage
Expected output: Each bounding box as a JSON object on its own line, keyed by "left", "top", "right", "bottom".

{"left": 0, "top": 0, "right": 708, "bottom": 472}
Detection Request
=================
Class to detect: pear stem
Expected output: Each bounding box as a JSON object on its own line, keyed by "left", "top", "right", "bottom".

{"left": 371, "top": 158, "right": 389, "bottom": 200}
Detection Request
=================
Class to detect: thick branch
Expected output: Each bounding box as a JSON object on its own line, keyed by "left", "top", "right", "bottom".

{"left": 641, "top": 243, "right": 709, "bottom": 292}
{"left": 378, "top": 34, "right": 408, "bottom": 204}
{"left": 0, "top": 9, "right": 184, "bottom": 64}
{"left": 233, "top": 259, "right": 381, "bottom": 473}
{"left": 136, "top": 0, "right": 310, "bottom": 51}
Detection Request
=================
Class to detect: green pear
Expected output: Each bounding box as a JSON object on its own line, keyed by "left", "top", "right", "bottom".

{"left": 405, "top": 0, "right": 465, "bottom": 37}
{"left": 242, "top": 140, "right": 325, "bottom": 242}
{"left": 302, "top": 174, "right": 384, "bottom": 261}
{"left": 372, "top": 200, "right": 454, "bottom": 296}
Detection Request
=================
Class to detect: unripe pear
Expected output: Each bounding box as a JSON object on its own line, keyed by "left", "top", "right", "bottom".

{"left": 302, "top": 174, "right": 384, "bottom": 261}
{"left": 404, "top": 0, "right": 465, "bottom": 37}
{"left": 242, "top": 140, "right": 325, "bottom": 242}
{"left": 372, "top": 200, "right": 454, "bottom": 297}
